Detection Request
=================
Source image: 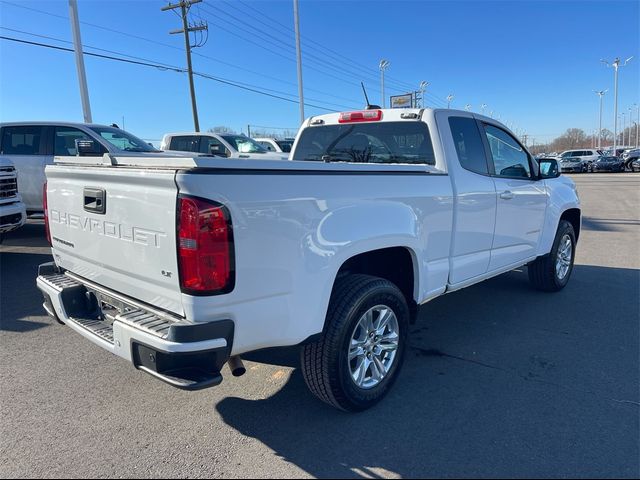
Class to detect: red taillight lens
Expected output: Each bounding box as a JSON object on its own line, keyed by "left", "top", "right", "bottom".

{"left": 43, "top": 182, "right": 51, "bottom": 246}
{"left": 338, "top": 109, "right": 383, "bottom": 123}
{"left": 177, "top": 196, "right": 234, "bottom": 295}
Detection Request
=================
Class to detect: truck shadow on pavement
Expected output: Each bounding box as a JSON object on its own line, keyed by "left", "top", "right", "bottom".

{"left": 0, "top": 250, "right": 53, "bottom": 332}
{"left": 217, "top": 265, "right": 640, "bottom": 478}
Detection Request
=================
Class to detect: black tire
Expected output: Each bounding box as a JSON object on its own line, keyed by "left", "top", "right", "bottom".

{"left": 528, "top": 220, "right": 576, "bottom": 292}
{"left": 301, "top": 274, "right": 409, "bottom": 412}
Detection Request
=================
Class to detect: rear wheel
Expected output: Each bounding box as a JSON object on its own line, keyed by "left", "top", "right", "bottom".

{"left": 301, "top": 274, "right": 409, "bottom": 412}
{"left": 528, "top": 220, "right": 576, "bottom": 292}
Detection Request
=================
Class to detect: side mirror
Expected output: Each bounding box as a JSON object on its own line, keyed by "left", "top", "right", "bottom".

{"left": 539, "top": 158, "right": 560, "bottom": 179}
{"left": 75, "top": 139, "right": 101, "bottom": 156}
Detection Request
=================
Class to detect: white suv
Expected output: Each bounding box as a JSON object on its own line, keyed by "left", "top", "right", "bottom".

{"left": 557, "top": 149, "right": 601, "bottom": 172}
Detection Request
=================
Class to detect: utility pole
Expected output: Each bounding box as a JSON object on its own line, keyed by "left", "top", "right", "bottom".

{"left": 69, "top": 0, "right": 92, "bottom": 123}
{"left": 293, "top": 0, "right": 304, "bottom": 124}
{"left": 162, "top": 0, "right": 207, "bottom": 132}
{"left": 602, "top": 56, "right": 633, "bottom": 155}
{"left": 594, "top": 90, "right": 607, "bottom": 149}
{"left": 379, "top": 60, "right": 390, "bottom": 108}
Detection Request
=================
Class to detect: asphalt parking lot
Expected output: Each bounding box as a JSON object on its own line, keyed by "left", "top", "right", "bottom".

{"left": 1, "top": 173, "right": 639, "bottom": 479}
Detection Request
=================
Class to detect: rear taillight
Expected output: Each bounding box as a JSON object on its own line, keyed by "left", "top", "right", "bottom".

{"left": 43, "top": 182, "right": 51, "bottom": 246}
{"left": 177, "top": 195, "right": 234, "bottom": 295}
{"left": 338, "top": 109, "right": 383, "bottom": 123}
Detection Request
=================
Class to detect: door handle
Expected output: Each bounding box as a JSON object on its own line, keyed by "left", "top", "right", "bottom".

{"left": 500, "top": 190, "right": 514, "bottom": 200}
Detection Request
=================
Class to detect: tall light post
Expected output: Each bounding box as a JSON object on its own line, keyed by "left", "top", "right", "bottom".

{"left": 480, "top": 103, "right": 487, "bottom": 115}
{"left": 69, "top": 0, "right": 92, "bottom": 123}
{"left": 293, "top": 0, "right": 304, "bottom": 124}
{"left": 419, "top": 81, "right": 429, "bottom": 108}
{"left": 602, "top": 56, "right": 634, "bottom": 155}
{"left": 621, "top": 112, "right": 627, "bottom": 146}
{"left": 632, "top": 103, "right": 640, "bottom": 147}
{"left": 594, "top": 90, "right": 607, "bottom": 149}
{"left": 446, "top": 94, "right": 454, "bottom": 109}
{"left": 379, "top": 59, "right": 390, "bottom": 108}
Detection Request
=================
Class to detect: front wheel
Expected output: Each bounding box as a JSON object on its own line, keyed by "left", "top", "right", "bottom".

{"left": 301, "top": 274, "right": 409, "bottom": 412}
{"left": 528, "top": 220, "right": 576, "bottom": 292}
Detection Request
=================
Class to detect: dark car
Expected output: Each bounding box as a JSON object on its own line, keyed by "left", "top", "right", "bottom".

{"left": 589, "top": 156, "right": 625, "bottom": 173}
{"left": 631, "top": 158, "right": 640, "bottom": 172}
{"left": 622, "top": 148, "right": 640, "bottom": 171}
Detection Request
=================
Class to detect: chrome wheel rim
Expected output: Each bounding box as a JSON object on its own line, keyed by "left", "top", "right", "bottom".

{"left": 555, "top": 234, "right": 573, "bottom": 280}
{"left": 348, "top": 305, "right": 400, "bottom": 390}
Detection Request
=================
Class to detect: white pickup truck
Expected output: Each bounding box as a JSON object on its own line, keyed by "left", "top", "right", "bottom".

{"left": 37, "top": 108, "right": 580, "bottom": 411}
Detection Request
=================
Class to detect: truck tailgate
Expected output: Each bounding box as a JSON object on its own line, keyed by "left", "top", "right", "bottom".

{"left": 46, "top": 165, "right": 184, "bottom": 316}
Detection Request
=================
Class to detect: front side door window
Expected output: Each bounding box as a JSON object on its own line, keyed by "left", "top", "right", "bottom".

{"left": 484, "top": 125, "right": 531, "bottom": 178}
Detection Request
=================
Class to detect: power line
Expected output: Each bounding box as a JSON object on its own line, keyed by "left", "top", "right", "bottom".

{"left": 0, "top": 0, "right": 358, "bottom": 106}
{"left": 0, "top": 35, "right": 345, "bottom": 112}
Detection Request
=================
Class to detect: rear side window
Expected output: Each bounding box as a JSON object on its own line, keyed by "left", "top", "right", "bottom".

{"left": 169, "top": 136, "right": 200, "bottom": 152}
{"left": 295, "top": 121, "right": 435, "bottom": 165}
{"left": 448, "top": 117, "right": 489, "bottom": 174}
{"left": 199, "top": 136, "right": 225, "bottom": 155}
{"left": 1, "top": 125, "right": 44, "bottom": 155}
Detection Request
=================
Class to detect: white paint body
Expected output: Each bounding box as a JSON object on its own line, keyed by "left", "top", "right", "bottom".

{"left": 0, "top": 158, "right": 26, "bottom": 234}
{"left": 43, "top": 109, "right": 580, "bottom": 359}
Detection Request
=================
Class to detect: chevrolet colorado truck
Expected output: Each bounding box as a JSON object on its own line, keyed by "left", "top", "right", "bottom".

{"left": 37, "top": 108, "right": 580, "bottom": 411}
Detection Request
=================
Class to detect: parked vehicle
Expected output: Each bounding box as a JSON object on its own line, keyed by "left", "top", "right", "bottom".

{"left": 37, "top": 108, "right": 580, "bottom": 411}
{"left": 0, "top": 122, "right": 174, "bottom": 213}
{"left": 161, "top": 132, "right": 288, "bottom": 160}
{"left": 589, "top": 156, "right": 625, "bottom": 172}
{"left": 622, "top": 148, "right": 640, "bottom": 171}
{"left": 631, "top": 158, "right": 640, "bottom": 172}
{"left": 253, "top": 137, "right": 295, "bottom": 154}
{"left": 0, "top": 158, "right": 26, "bottom": 242}
{"left": 559, "top": 157, "right": 584, "bottom": 173}
{"left": 557, "top": 149, "right": 601, "bottom": 171}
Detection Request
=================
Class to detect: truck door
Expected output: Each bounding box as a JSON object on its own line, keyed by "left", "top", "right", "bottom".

{"left": 479, "top": 123, "right": 547, "bottom": 271}
{"left": 441, "top": 114, "right": 497, "bottom": 285}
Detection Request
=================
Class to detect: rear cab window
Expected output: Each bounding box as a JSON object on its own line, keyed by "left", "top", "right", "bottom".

{"left": 294, "top": 121, "right": 435, "bottom": 165}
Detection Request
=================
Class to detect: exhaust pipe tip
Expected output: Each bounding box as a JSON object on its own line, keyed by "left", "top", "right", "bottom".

{"left": 228, "top": 355, "right": 246, "bottom": 377}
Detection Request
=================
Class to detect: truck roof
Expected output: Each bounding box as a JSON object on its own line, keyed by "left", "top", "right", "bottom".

{"left": 0, "top": 121, "right": 121, "bottom": 129}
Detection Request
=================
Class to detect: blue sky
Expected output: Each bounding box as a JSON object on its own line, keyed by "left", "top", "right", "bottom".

{"left": 1, "top": 0, "right": 638, "bottom": 145}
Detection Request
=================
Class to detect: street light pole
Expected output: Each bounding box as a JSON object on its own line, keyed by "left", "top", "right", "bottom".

{"left": 419, "top": 81, "right": 429, "bottom": 108}
{"left": 602, "top": 56, "right": 633, "bottom": 155}
{"left": 446, "top": 94, "right": 454, "bottom": 109}
{"left": 594, "top": 90, "right": 607, "bottom": 149}
{"left": 379, "top": 60, "right": 390, "bottom": 108}
{"left": 69, "top": 0, "right": 92, "bottom": 123}
{"left": 293, "top": 0, "right": 305, "bottom": 124}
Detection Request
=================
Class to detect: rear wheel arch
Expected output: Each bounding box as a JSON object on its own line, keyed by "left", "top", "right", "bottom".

{"left": 330, "top": 247, "right": 418, "bottom": 326}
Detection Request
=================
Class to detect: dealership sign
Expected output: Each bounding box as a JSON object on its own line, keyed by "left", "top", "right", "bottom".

{"left": 390, "top": 93, "right": 414, "bottom": 108}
